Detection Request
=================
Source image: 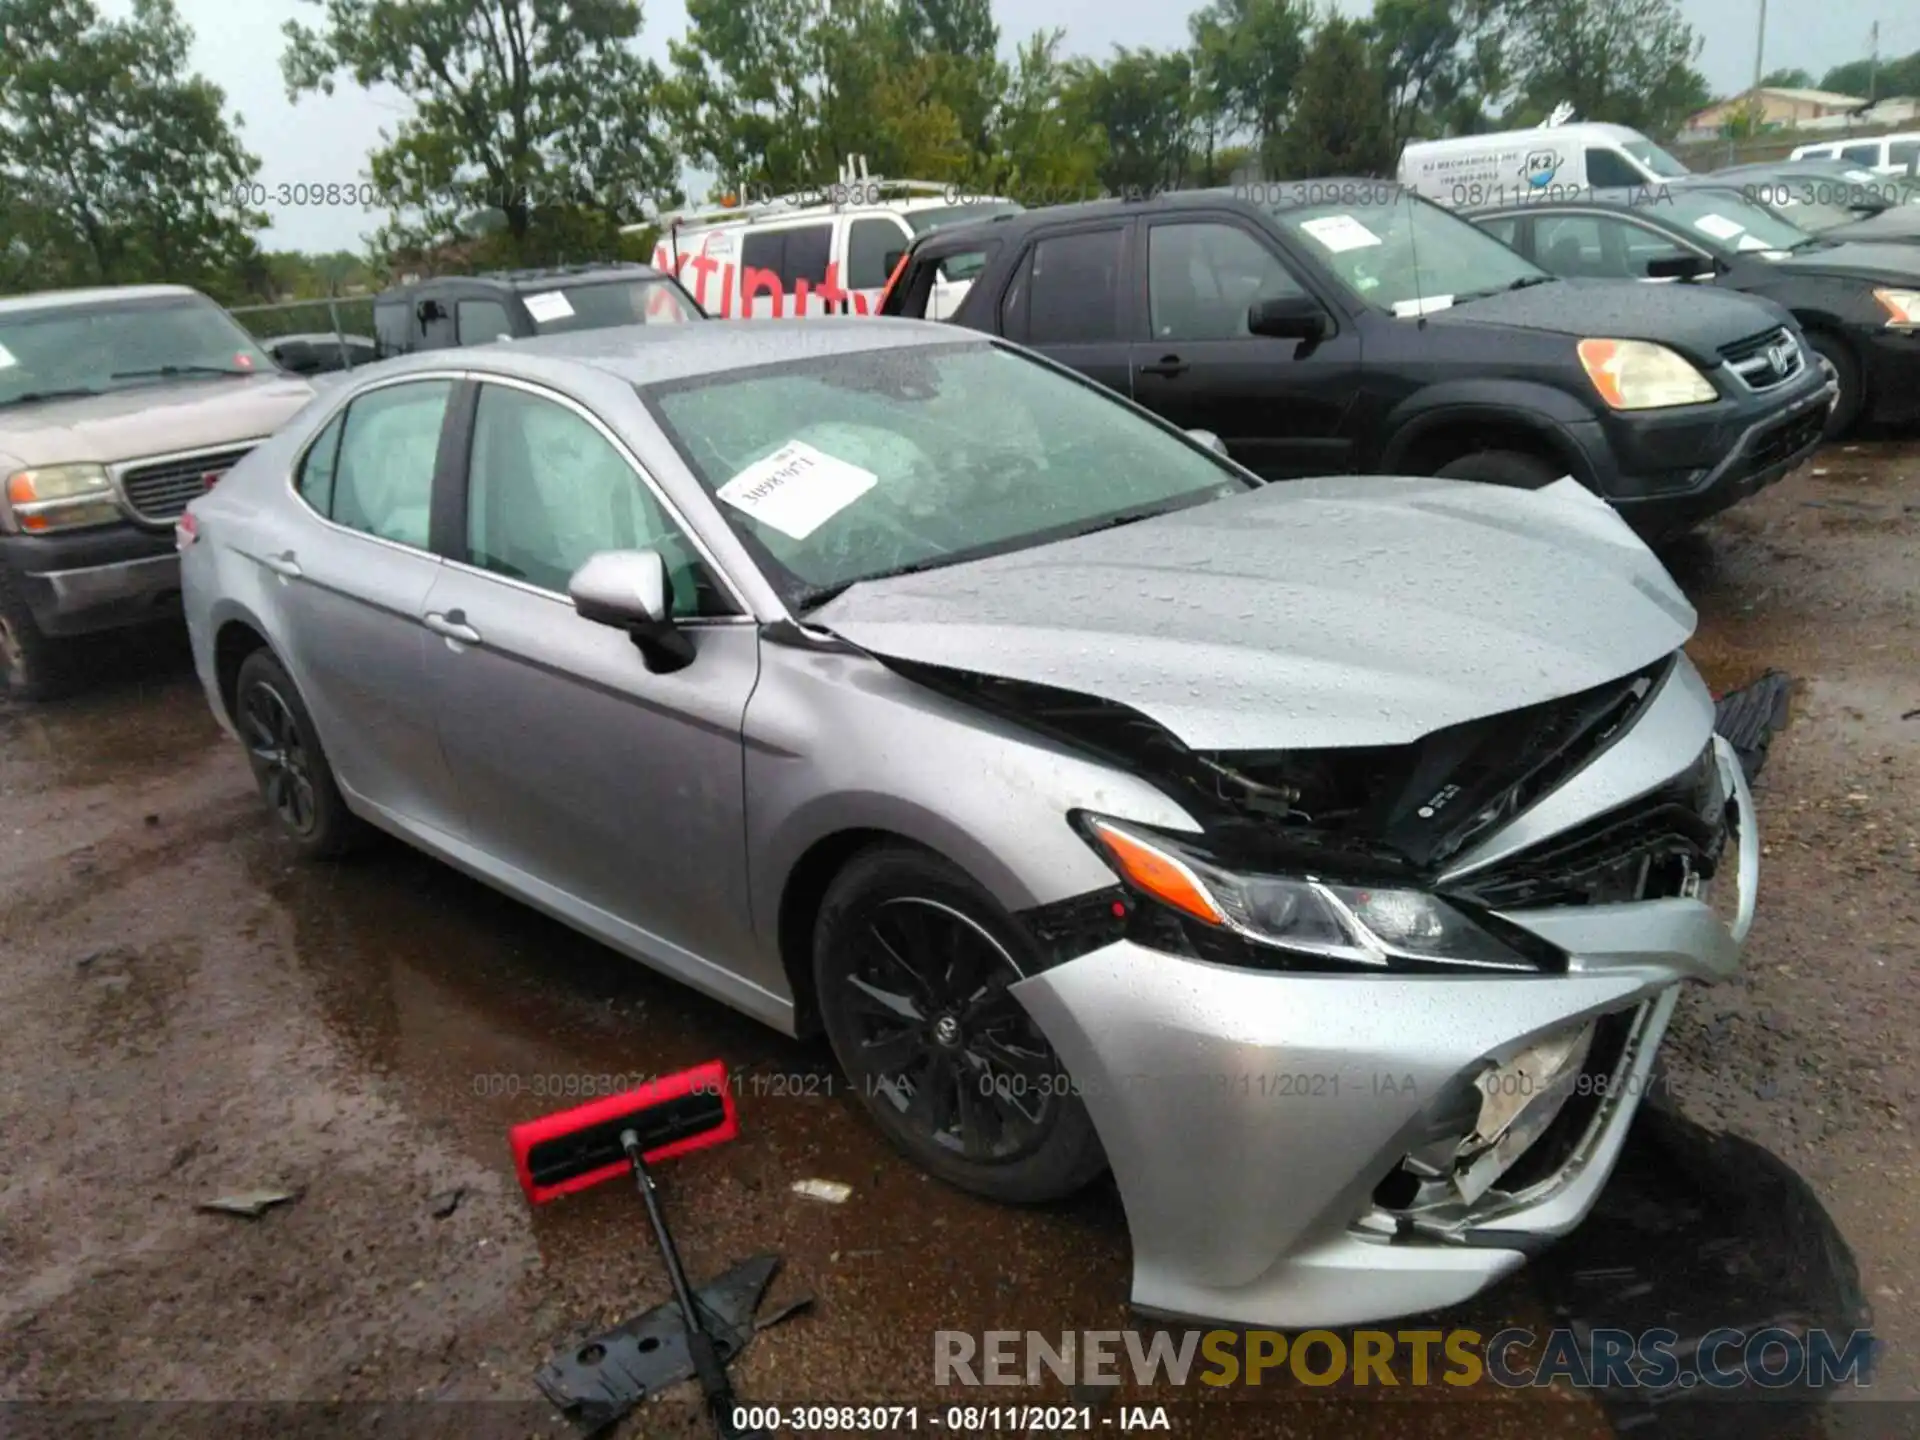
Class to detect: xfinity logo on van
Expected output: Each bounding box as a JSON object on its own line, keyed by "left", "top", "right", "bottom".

{"left": 1522, "top": 150, "right": 1563, "bottom": 188}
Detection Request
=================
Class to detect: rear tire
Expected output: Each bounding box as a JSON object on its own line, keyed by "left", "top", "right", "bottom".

{"left": 1804, "top": 331, "right": 1862, "bottom": 439}
{"left": 0, "top": 563, "right": 72, "bottom": 702}
{"left": 812, "top": 843, "right": 1108, "bottom": 1204}
{"left": 233, "top": 649, "right": 361, "bottom": 859}
{"left": 1434, "top": 450, "right": 1566, "bottom": 489}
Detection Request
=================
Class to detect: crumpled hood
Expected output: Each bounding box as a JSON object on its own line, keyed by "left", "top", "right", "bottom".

{"left": 0, "top": 373, "right": 316, "bottom": 470}
{"left": 813, "top": 477, "right": 1696, "bottom": 752}
{"left": 1429, "top": 278, "right": 1789, "bottom": 366}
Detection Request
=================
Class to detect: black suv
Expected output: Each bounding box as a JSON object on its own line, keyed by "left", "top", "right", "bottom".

{"left": 881, "top": 185, "right": 1836, "bottom": 541}
{"left": 371, "top": 262, "right": 706, "bottom": 357}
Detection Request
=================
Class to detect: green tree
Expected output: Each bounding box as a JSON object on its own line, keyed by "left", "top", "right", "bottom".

{"left": 1487, "top": 0, "right": 1710, "bottom": 138}
{"left": 1064, "top": 48, "right": 1199, "bottom": 193}
{"left": 978, "top": 30, "right": 1107, "bottom": 197}
{"left": 1188, "top": 0, "right": 1310, "bottom": 177}
{"left": 1820, "top": 51, "right": 1920, "bottom": 102}
{"left": 281, "top": 0, "right": 679, "bottom": 264}
{"left": 1761, "top": 67, "right": 1814, "bottom": 89}
{"left": 1276, "top": 16, "right": 1394, "bottom": 177}
{"left": 0, "top": 0, "right": 264, "bottom": 294}
{"left": 1370, "top": 0, "right": 1463, "bottom": 148}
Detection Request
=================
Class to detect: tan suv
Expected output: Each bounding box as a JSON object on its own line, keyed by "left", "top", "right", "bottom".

{"left": 0, "top": 285, "right": 317, "bottom": 699}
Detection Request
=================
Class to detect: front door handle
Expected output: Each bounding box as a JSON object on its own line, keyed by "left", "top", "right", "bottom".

{"left": 1138, "top": 355, "right": 1189, "bottom": 377}
{"left": 424, "top": 610, "right": 482, "bottom": 645}
{"left": 263, "top": 551, "right": 302, "bottom": 578}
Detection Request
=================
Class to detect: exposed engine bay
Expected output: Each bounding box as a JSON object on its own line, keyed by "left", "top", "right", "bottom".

{"left": 890, "top": 653, "right": 1675, "bottom": 863}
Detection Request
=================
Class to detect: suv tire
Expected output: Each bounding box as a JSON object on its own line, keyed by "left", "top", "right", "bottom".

{"left": 0, "top": 564, "right": 72, "bottom": 702}
{"left": 1434, "top": 450, "right": 1566, "bottom": 489}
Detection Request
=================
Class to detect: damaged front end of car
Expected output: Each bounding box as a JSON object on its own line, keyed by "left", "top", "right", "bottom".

{"left": 881, "top": 646, "right": 1756, "bottom": 1325}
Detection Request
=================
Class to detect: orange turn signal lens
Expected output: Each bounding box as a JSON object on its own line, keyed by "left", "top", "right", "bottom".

{"left": 1575, "top": 339, "right": 1626, "bottom": 408}
{"left": 5, "top": 472, "right": 36, "bottom": 506}
{"left": 1086, "top": 819, "right": 1226, "bottom": 926}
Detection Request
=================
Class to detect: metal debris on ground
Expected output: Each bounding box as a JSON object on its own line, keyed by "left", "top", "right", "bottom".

{"left": 1714, "top": 670, "right": 1794, "bottom": 782}
{"left": 429, "top": 1186, "right": 466, "bottom": 1219}
{"left": 197, "top": 1188, "right": 301, "bottom": 1218}
{"left": 790, "top": 1179, "right": 852, "bottom": 1204}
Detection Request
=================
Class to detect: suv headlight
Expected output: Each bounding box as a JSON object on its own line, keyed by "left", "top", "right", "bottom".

{"left": 1081, "top": 816, "right": 1539, "bottom": 972}
{"left": 1873, "top": 288, "right": 1920, "bottom": 328}
{"left": 5, "top": 463, "right": 121, "bottom": 533}
{"left": 1576, "top": 338, "right": 1717, "bottom": 409}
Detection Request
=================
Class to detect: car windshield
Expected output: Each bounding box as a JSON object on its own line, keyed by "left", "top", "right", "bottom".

{"left": 1660, "top": 191, "right": 1816, "bottom": 254}
{"left": 522, "top": 277, "right": 703, "bottom": 331}
{"left": 1622, "top": 139, "right": 1690, "bottom": 179}
{"left": 1754, "top": 193, "right": 1862, "bottom": 233}
{"left": 0, "top": 294, "right": 275, "bottom": 407}
{"left": 905, "top": 202, "right": 1022, "bottom": 235}
{"left": 645, "top": 341, "right": 1251, "bottom": 608}
{"left": 1273, "top": 194, "right": 1549, "bottom": 313}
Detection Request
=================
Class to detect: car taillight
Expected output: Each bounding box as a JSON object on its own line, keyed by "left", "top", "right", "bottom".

{"left": 176, "top": 512, "right": 198, "bottom": 550}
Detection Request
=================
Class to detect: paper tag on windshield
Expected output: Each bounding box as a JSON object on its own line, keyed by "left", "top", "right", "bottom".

{"left": 1692, "top": 214, "right": 1746, "bottom": 241}
{"left": 718, "top": 441, "right": 877, "bottom": 540}
{"left": 523, "top": 291, "right": 575, "bottom": 323}
{"left": 0, "top": 342, "right": 15, "bottom": 370}
{"left": 1392, "top": 294, "right": 1454, "bottom": 317}
{"left": 1299, "top": 215, "right": 1382, "bottom": 252}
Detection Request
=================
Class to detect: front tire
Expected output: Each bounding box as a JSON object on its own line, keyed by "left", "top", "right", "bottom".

{"left": 233, "top": 649, "right": 361, "bottom": 858}
{"left": 812, "top": 844, "right": 1108, "bottom": 1203}
{"left": 0, "top": 563, "right": 73, "bottom": 702}
{"left": 1805, "top": 331, "right": 1862, "bottom": 439}
{"left": 1434, "top": 449, "right": 1566, "bottom": 489}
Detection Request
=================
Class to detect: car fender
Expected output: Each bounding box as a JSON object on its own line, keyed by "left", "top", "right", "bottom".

{"left": 1377, "top": 378, "right": 1600, "bottom": 482}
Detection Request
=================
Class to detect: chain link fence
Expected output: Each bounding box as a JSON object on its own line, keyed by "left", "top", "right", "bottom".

{"left": 227, "top": 295, "right": 378, "bottom": 374}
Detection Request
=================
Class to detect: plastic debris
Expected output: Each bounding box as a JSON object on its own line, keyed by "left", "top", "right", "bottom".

{"left": 198, "top": 1188, "right": 300, "bottom": 1218}
{"left": 1713, "top": 670, "right": 1793, "bottom": 782}
{"left": 790, "top": 1178, "right": 852, "bottom": 1204}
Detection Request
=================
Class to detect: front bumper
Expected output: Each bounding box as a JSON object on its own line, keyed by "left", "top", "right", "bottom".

{"left": 1583, "top": 374, "right": 1835, "bottom": 542}
{"left": 1010, "top": 736, "right": 1758, "bottom": 1328}
{"left": 0, "top": 525, "right": 183, "bottom": 638}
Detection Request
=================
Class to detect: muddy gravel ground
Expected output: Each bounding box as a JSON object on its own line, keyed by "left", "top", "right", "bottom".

{"left": 1, "top": 444, "right": 1915, "bottom": 1440}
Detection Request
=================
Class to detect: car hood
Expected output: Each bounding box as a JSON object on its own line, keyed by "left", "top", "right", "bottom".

{"left": 0, "top": 373, "right": 316, "bottom": 471}
{"left": 1769, "top": 240, "right": 1920, "bottom": 284}
{"left": 1829, "top": 209, "right": 1920, "bottom": 245}
{"left": 812, "top": 476, "right": 1695, "bottom": 753}
{"left": 1428, "top": 278, "right": 1790, "bottom": 366}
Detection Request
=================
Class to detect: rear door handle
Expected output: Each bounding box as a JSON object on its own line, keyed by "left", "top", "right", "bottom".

{"left": 1139, "top": 355, "right": 1189, "bottom": 377}
{"left": 424, "top": 610, "right": 482, "bottom": 645}
{"left": 263, "top": 551, "right": 302, "bottom": 578}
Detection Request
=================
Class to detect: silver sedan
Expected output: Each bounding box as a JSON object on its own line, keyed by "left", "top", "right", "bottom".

{"left": 179, "top": 320, "right": 1756, "bottom": 1327}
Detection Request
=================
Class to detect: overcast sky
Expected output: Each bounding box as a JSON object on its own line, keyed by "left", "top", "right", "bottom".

{"left": 101, "top": 0, "right": 1915, "bottom": 253}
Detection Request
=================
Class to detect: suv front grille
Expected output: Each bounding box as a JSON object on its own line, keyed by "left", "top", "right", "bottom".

{"left": 1446, "top": 742, "right": 1728, "bottom": 910}
{"left": 116, "top": 446, "right": 254, "bottom": 524}
{"left": 1720, "top": 326, "right": 1805, "bottom": 391}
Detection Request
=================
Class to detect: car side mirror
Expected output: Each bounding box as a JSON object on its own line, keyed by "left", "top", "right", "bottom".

{"left": 1647, "top": 254, "right": 1716, "bottom": 280}
{"left": 569, "top": 549, "right": 695, "bottom": 673}
{"left": 1187, "top": 429, "right": 1229, "bottom": 458}
{"left": 1248, "top": 294, "right": 1328, "bottom": 340}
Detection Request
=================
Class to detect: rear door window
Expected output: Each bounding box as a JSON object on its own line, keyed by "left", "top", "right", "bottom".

{"left": 1023, "top": 228, "right": 1126, "bottom": 344}
{"left": 329, "top": 380, "right": 452, "bottom": 549}
{"left": 1840, "top": 143, "right": 1882, "bottom": 165}
{"left": 1890, "top": 140, "right": 1920, "bottom": 172}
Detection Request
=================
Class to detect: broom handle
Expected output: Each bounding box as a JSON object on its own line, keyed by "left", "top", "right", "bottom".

{"left": 621, "top": 1132, "right": 748, "bottom": 1438}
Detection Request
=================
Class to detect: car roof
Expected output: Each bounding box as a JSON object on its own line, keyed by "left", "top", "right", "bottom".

{"left": 1465, "top": 185, "right": 1706, "bottom": 215}
{"left": 357, "top": 317, "right": 981, "bottom": 388}
{"left": 0, "top": 283, "right": 203, "bottom": 316}
{"left": 375, "top": 263, "right": 668, "bottom": 302}
{"left": 905, "top": 180, "right": 1408, "bottom": 249}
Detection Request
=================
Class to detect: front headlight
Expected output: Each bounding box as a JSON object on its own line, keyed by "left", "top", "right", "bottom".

{"left": 1873, "top": 288, "right": 1920, "bottom": 328}
{"left": 5, "top": 463, "right": 121, "bottom": 533}
{"left": 1081, "top": 816, "right": 1538, "bottom": 972}
{"left": 1576, "top": 338, "right": 1717, "bottom": 409}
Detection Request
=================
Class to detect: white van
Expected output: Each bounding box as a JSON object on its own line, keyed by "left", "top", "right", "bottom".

{"left": 1399, "top": 122, "right": 1693, "bottom": 207}
{"left": 1789, "top": 132, "right": 1920, "bottom": 176}
{"left": 623, "top": 159, "right": 1019, "bottom": 320}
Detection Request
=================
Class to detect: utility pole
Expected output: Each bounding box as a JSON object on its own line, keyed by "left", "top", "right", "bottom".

{"left": 1868, "top": 21, "right": 1879, "bottom": 104}
{"left": 1745, "top": 0, "right": 1768, "bottom": 151}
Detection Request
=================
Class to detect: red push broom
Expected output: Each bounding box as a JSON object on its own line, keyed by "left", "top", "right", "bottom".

{"left": 510, "top": 1060, "right": 764, "bottom": 1440}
